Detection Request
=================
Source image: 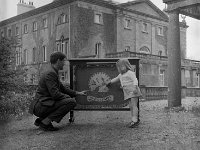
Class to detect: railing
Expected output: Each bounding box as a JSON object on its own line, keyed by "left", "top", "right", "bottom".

{"left": 140, "top": 86, "right": 200, "bottom": 101}
{"left": 106, "top": 51, "right": 168, "bottom": 60}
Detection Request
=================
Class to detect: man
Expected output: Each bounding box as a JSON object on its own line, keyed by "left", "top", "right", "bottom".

{"left": 29, "top": 52, "right": 86, "bottom": 131}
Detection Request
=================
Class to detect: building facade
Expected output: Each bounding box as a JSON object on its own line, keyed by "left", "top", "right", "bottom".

{"left": 0, "top": 0, "right": 199, "bottom": 87}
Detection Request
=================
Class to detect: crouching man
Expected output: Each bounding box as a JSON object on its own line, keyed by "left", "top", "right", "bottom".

{"left": 29, "top": 52, "right": 86, "bottom": 131}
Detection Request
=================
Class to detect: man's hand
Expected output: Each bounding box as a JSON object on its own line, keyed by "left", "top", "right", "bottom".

{"left": 76, "top": 91, "right": 87, "bottom": 96}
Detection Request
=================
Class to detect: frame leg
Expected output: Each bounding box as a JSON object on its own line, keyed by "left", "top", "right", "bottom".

{"left": 69, "top": 110, "right": 75, "bottom": 123}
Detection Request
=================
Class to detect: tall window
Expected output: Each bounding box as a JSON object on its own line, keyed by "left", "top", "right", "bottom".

{"left": 160, "top": 70, "right": 165, "bottom": 86}
{"left": 24, "top": 24, "right": 28, "bottom": 34}
{"left": 158, "top": 51, "right": 162, "bottom": 56}
{"left": 16, "top": 26, "right": 19, "bottom": 35}
{"left": 61, "top": 40, "right": 65, "bottom": 53}
{"left": 32, "top": 47, "right": 36, "bottom": 63}
{"left": 43, "top": 45, "right": 47, "bottom": 62}
{"left": 142, "top": 22, "right": 148, "bottom": 32}
{"left": 33, "top": 21, "right": 37, "bottom": 31}
{"left": 8, "top": 29, "right": 11, "bottom": 37}
{"left": 94, "top": 13, "right": 102, "bottom": 24}
{"left": 24, "top": 49, "right": 28, "bottom": 64}
{"left": 1, "top": 31, "right": 4, "bottom": 37}
{"left": 56, "top": 43, "right": 60, "bottom": 51}
{"left": 158, "top": 26, "right": 163, "bottom": 35}
{"left": 95, "top": 43, "right": 101, "bottom": 58}
{"left": 124, "top": 19, "right": 131, "bottom": 29}
{"left": 43, "top": 18, "right": 47, "bottom": 28}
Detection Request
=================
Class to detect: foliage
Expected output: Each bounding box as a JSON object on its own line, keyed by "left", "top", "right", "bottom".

{"left": 0, "top": 38, "right": 28, "bottom": 97}
{"left": 0, "top": 92, "right": 34, "bottom": 119}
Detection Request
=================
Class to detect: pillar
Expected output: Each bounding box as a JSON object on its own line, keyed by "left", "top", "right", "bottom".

{"left": 167, "top": 10, "right": 181, "bottom": 107}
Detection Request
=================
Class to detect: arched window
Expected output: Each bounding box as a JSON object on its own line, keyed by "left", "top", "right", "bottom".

{"left": 139, "top": 46, "right": 150, "bottom": 54}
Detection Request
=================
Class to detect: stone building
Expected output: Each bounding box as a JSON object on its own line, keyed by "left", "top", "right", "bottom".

{"left": 0, "top": 0, "right": 199, "bottom": 88}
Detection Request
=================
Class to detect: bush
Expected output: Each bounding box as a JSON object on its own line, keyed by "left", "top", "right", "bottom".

{"left": 0, "top": 92, "right": 34, "bottom": 120}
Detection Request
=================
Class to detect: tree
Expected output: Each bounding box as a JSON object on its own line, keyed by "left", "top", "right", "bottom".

{"left": 0, "top": 38, "right": 27, "bottom": 97}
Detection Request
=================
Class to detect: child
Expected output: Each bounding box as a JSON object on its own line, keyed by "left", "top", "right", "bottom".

{"left": 106, "top": 58, "right": 141, "bottom": 128}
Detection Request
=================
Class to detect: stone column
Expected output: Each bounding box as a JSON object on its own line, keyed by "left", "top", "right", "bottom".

{"left": 167, "top": 10, "right": 181, "bottom": 107}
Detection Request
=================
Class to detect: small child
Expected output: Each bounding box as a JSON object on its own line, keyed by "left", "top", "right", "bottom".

{"left": 107, "top": 58, "right": 141, "bottom": 128}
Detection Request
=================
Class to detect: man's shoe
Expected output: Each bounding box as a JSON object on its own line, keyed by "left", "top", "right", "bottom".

{"left": 39, "top": 122, "right": 59, "bottom": 131}
{"left": 34, "top": 118, "right": 42, "bottom": 126}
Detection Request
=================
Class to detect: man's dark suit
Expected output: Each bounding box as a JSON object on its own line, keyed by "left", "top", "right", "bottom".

{"left": 29, "top": 65, "right": 77, "bottom": 123}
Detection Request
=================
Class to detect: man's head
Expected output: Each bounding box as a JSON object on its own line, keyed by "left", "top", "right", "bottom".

{"left": 50, "top": 52, "right": 67, "bottom": 70}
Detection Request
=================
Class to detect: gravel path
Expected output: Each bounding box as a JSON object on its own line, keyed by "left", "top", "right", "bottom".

{"left": 1, "top": 97, "right": 200, "bottom": 150}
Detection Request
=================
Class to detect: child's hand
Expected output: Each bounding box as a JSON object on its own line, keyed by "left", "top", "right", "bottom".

{"left": 105, "top": 81, "right": 111, "bottom": 87}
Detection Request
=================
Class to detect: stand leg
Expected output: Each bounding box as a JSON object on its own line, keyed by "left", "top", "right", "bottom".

{"left": 69, "top": 111, "right": 75, "bottom": 123}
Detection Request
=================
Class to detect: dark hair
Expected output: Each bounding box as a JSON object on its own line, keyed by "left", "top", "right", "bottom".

{"left": 50, "top": 51, "right": 66, "bottom": 64}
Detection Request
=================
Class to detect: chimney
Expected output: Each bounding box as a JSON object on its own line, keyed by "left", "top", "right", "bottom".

{"left": 17, "top": 0, "right": 35, "bottom": 15}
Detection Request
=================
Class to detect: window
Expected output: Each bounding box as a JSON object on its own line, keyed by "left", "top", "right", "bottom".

{"left": 61, "top": 14, "right": 65, "bottom": 23}
{"left": 57, "top": 14, "right": 68, "bottom": 25}
{"left": 140, "top": 46, "right": 150, "bottom": 54}
{"left": 16, "top": 26, "right": 19, "bottom": 35}
{"left": 158, "top": 26, "right": 163, "bottom": 35}
{"left": 95, "top": 43, "right": 101, "bottom": 58}
{"left": 124, "top": 19, "right": 131, "bottom": 29}
{"left": 8, "top": 29, "right": 11, "bottom": 37}
{"left": 24, "top": 24, "right": 28, "bottom": 34}
{"left": 158, "top": 51, "right": 162, "bottom": 56}
{"left": 32, "top": 47, "right": 36, "bottom": 63}
{"left": 185, "top": 70, "right": 191, "bottom": 87}
{"left": 94, "top": 13, "right": 102, "bottom": 24}
{"left": 33, "top": 21, "right": 37, "bottom": 31}
{"left": 160, "top": 70, "right": 165, "bottom": 86}
{"left": 193, "top": 70, "right": 199, "bottom": 87}
{"left": 16, "top": 47, "right": 22, "bottom": 65}
{"left": 61, "top": 41, "right": 65, "bottom": 53}
{"left": 24, "top": 49, "right": 28, "bottom": 64}
{"left": 43, "top": 45, "right": 47, "bottom": 62}
{"left": 142, "top": 22, "right": 148, "bottom": 32}
{"left": 1, "top": 31, "right": 4, "bottom": 37}
{"left": 56, "top": 43, "right": 60, "bottom": 51}
{"left": 43, "top": 18, "right": 47, "bottom": 28}
{"left": 30, "top": 74, "right": 37, "bottom": 85}
{"left": 125, "top": 46, "right": 130, "bottom": 52}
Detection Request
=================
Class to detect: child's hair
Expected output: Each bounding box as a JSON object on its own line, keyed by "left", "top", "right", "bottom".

{"left": 116, "top": 58, "right": 132, "bottom": 73}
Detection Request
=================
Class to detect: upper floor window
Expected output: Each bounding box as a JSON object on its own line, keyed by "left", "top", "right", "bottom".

{"left": 24, "top": 49, "right": 28, "bottom": 64}
{"left": 8, "top": 29, "right": 11, "bottom": 37}
{"left": 158, "top": 51, "right": 162, "bottom": 56}
{"left": 43, "top": 45, "right": 47, "bottom": 62}
{"left": 140, "top": 46, "right": 150, "bottom": 54}
{"left": 124, "top": 19, "right": 131, "bottom": 29}
{"left": 142, "top": 22, "right": 148, "bottom": 33}
{"left": 16, "top": 26, "right": 19, "bottom": 35}
{"left": 94, "top": 12, "right": 103, "bottom": 24}
{"left": 56, "top": 43, "right": 60, "bottom": 51}
{"left": 57, "top": 13, "right": 68, "bottom": 25}
{"left": 24, "top": 24, "right": 28, "bottom": 34}
{"left": 33, "top": 21, "right": 37, "bottom": 31}
{"left": 43, "top": 18, "right": 47, "bottom": 28}
{"left": 157, "top": 26, "right": 163, "bottom": 36}
{"left": 95, "top": 42, "right": 101, "bottom": 58}
{"left": 61, "top": 40, "right": 65, "bottom": 54}
{"left": 32, "top": 47, "right": 36, "bottom": 63}
{"left": 1, "top": 31, "right": 4, "bottom": 37}
{"left": 125, "top": 46, "right": 130, "bottom": 52}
